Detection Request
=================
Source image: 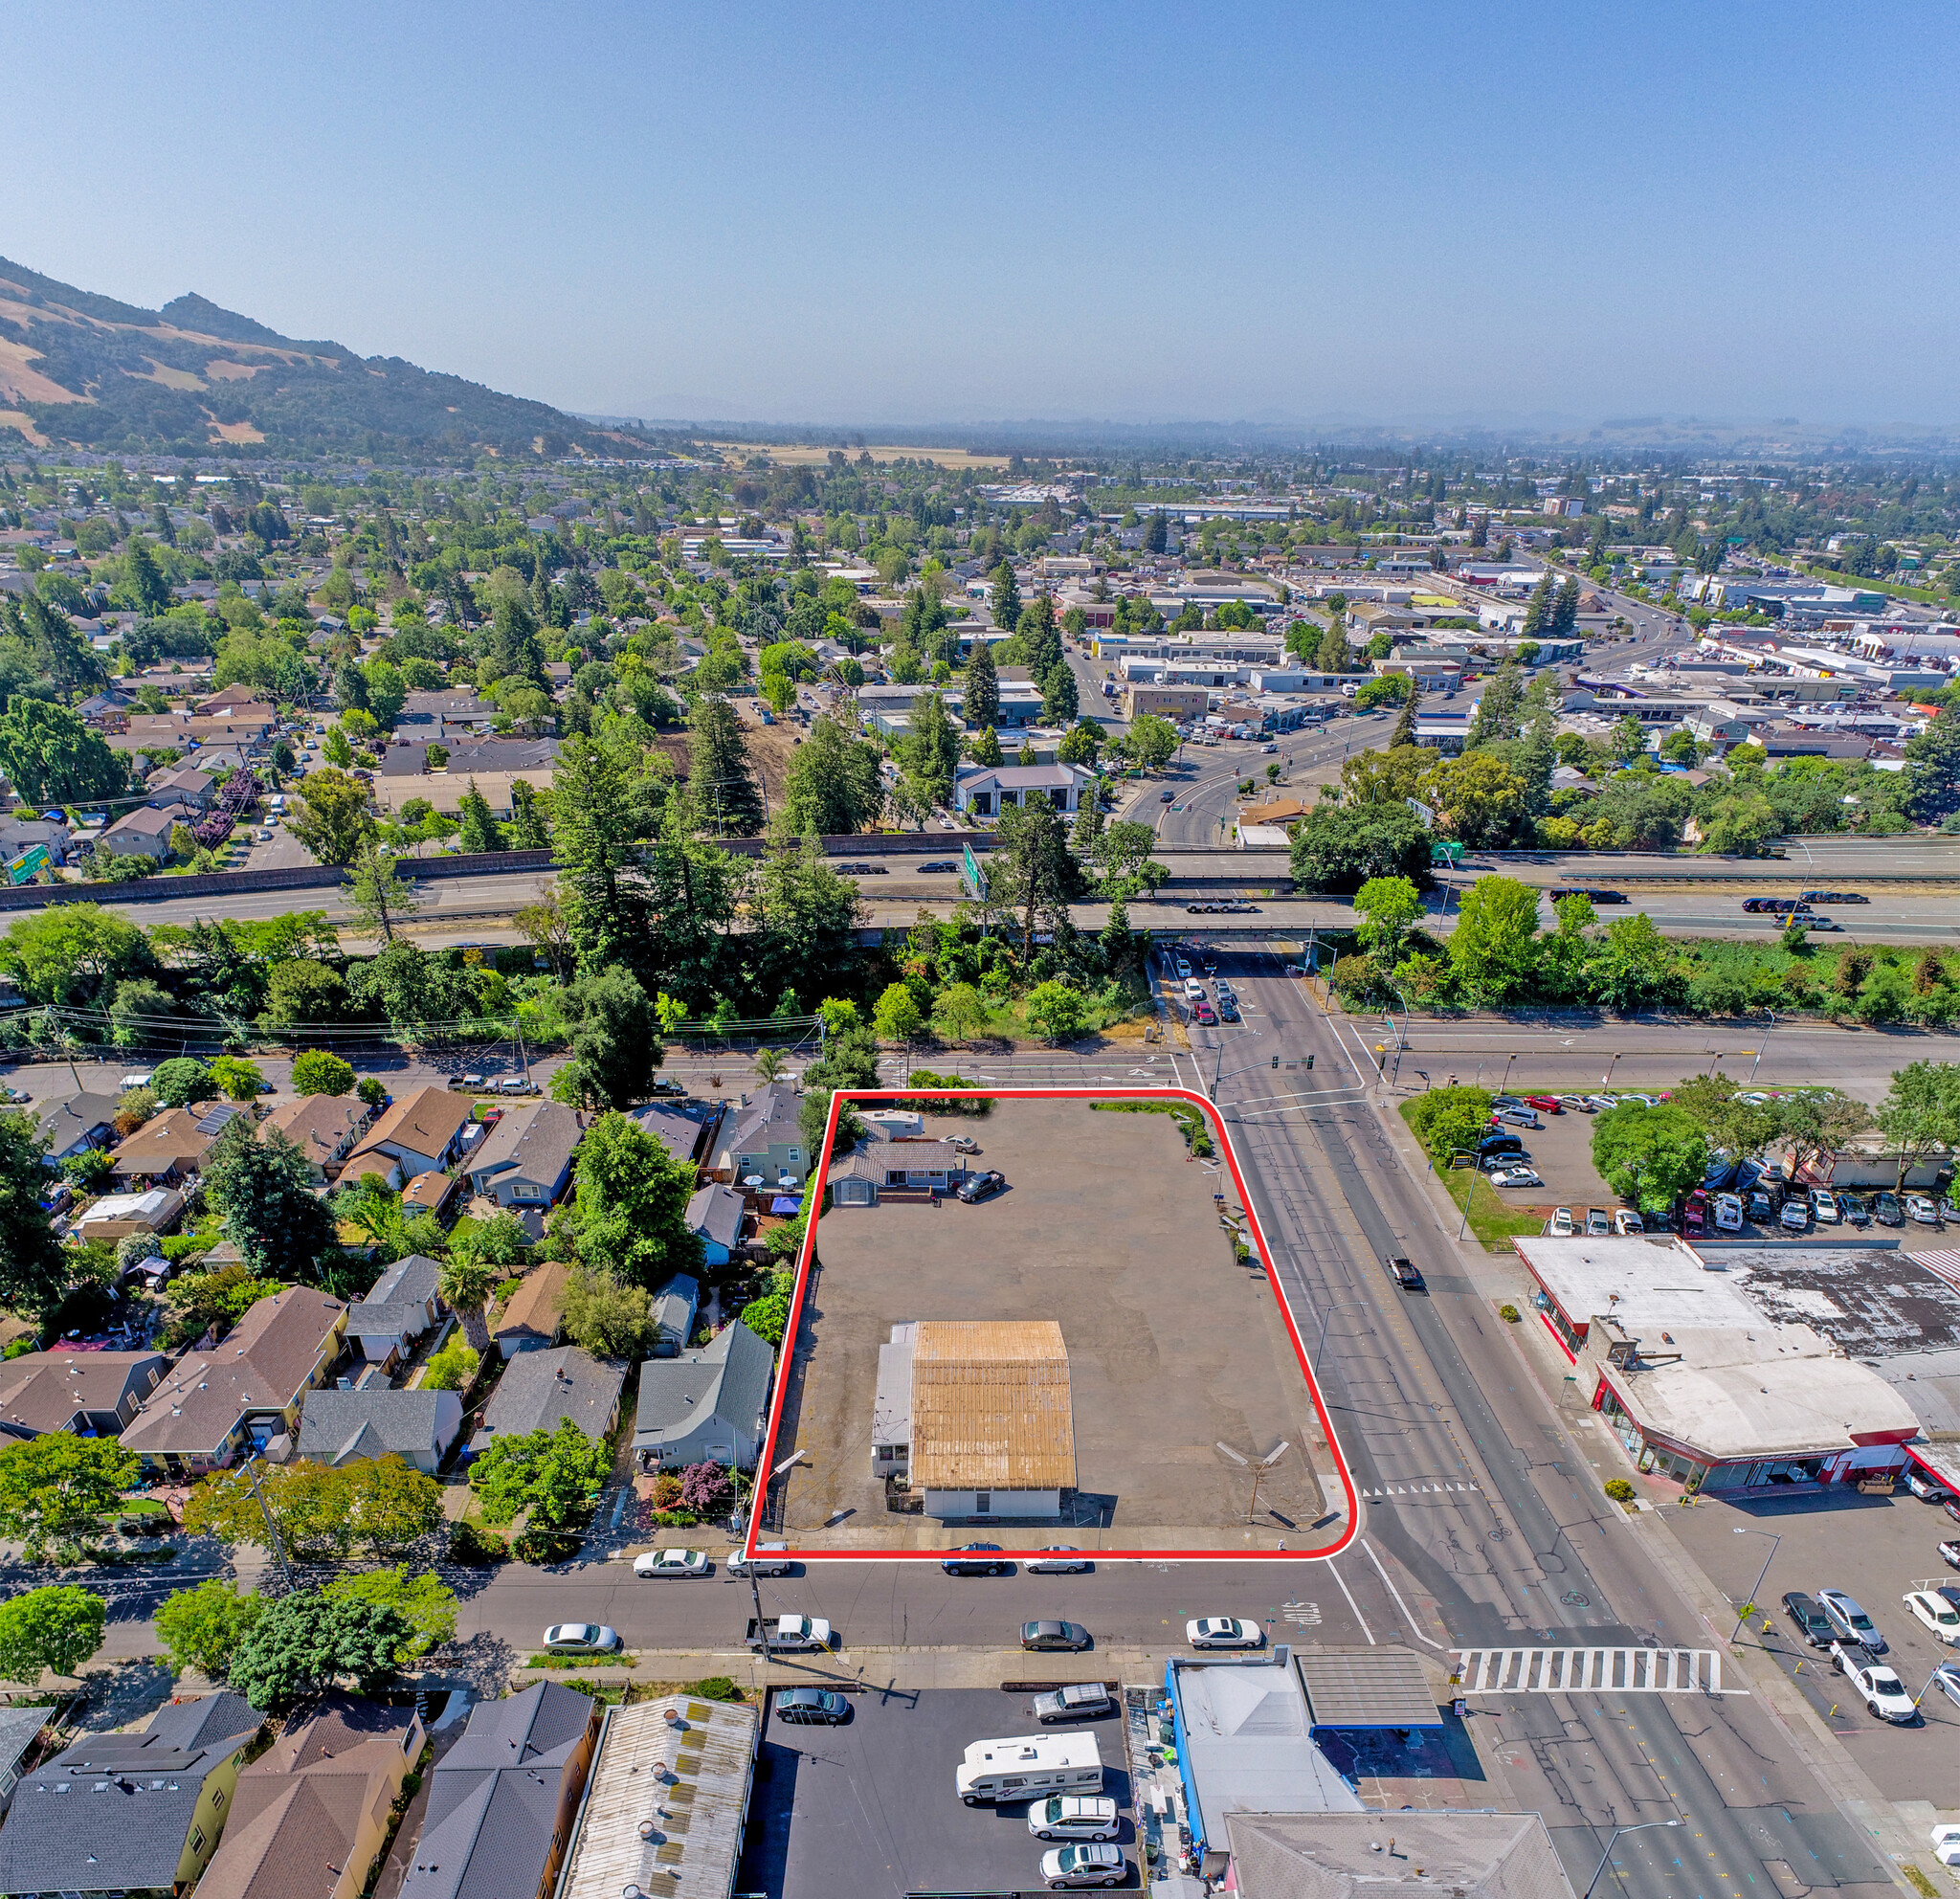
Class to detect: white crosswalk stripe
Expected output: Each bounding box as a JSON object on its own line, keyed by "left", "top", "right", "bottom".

{"left": 1450, "top": 1647, "right": 1744, "bottom": 1696}
{"left": 1361, "top": 1483, "right": 1479, "bottom": 1498}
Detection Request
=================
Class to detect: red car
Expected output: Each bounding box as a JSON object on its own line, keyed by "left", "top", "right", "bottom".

{"left": 1192, "top": 1000, "right": 1216, "bottom": 1025}
{"left": 1524, "top": 1095, "right": 1560, "bottom": 1114}
{"left": 1683, "top": 1188, "right": 1708, "bottom": 1234}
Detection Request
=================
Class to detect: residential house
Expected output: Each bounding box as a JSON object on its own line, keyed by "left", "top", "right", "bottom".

{"left": 120, "top": 1288, "right": 347, "bottom": 1476}
{"left": 630, "top": 1099, "right": 722, "bottom": 1173}
{"left": 827, "top": 1137, "right": 967, "bottom": 1206}
{"left": 340, "top": 1085, "right": 477, "bottom": 1190}
{"left": 0, "top": 1709, "right": 48, "bottom": 1816}
{"left": 464, "top": 1101, "right": 582, "bottom": 1212}
{"left": 469, "top": 1347, "right": 624, "bottom": 1456}
{"left": 109, "top": 1100, "right": 247, "bottom": 1184}
{"left": 346, "top": 1253, "right": 445, "bottom": 1368}
{"left": 258, "top": 1092, "right": 373, "bottom": 1182}
{"left": 395, "top": 689, "right": 500, "bottom": 735}
{"left": 0, "top": 1349, "right": 168, "bottom": 1442}
{"left": 951, "top": 761, "right": 1094, "bottom": 815}
{"left": 0, "top": 814, "right": 72, "bottom": 866}
{"left": 194, "top": 1700, "right": 422, "bottom": 1899}
{"left": 713, "top": 1083, "right": 808, "bottom": 1190}
{"left": 402, "top": 1169, "right": 462, "bottom": 1222}
{"left": 194, "top": 686, "right": 276, "bottom": 720}
{"left": 492, "top": 1261, "right": 570, "bottom": 1356}
{"left": 685, "top": 1183, "right": 746, "bottom": 1265}
{"left": 650, "top": 1273, "right": 699, "bottom": 1357}
{"left": 144, "top": 764, "right": 216, "bottom": 812}
{"left": 0, "top": 1691, "right": 262, "bottom": 1899}
{"left": 33, "top": 1087, "right": 122, "bottom": 1161}
{"left": 632, "top": 1319, "right": 773, "bottom": 1470}
{"left": 71, "top": 1184, "right": 187, "bottom": 1240}
{"left": 374, "top": 771, "right": 555, "bottom": 822}
{"left": 296, "top": 1388, "right": 465, "bottom": 1473}
{"left": 100, "top": 800, "right": 195, "bottom": 862}
{"left": 396, "top": 1683, "right": 599, "bottom": 1899}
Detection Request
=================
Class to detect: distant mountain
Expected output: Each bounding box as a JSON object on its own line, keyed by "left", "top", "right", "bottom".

{"left": 0, "top": 257, "right": 669, "bottom": 459}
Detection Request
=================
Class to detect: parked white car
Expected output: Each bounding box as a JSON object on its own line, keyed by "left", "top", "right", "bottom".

{"left": 1187, "top": 1617, "right": 1262, "bottom": 1649}
{"left": 1548, "top": 1207, "right": 1574, "bottom": 1236}
{"left": 1026, "top": 1547, "right": 1094, "bottom": 1574}
{"left": 1903, "top": 1590, "right": 1960, "bottom": 1645}
{"left": 633, "top": 1549, "right": 710, "bottom": 1578}
{"left": 1489, "top": 1168, "right": 1544, "bottom": 1190}
{"left": 1713, "top": 1193, "right": 1743, "bottom": 1232}
{"left": 1846, "top": 1659, "right": 1918, "bottom": 1723}
{"left": 1613, "top": 1209, "right": 1644, "bottom": 1236}
{"left": 724, "top": 1543, "right": 791, "bottom": 1576}
{"left": 1028, "top": 1795, "right": 1121, "bottom": 1841}
{"left": 1810, "top": 1188, "right": 1839, "bottom": 1224}
{"left": 1907, "top": 1195, "right": 1943, "bottom": 1225}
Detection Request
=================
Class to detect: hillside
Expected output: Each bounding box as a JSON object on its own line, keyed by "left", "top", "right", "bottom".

{"left": 0, "top": 256, "right": 666, "bottom": 460}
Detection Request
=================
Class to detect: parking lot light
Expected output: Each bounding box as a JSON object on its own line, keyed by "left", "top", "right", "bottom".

{"left": 1729, "top": 1527, "right": 1781, "bottom": 1642}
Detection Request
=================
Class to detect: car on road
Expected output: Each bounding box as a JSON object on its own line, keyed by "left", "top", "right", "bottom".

{"left": 1903, "top": 1590, "right": 1960, "bottom": 1644}
{"left": 1040, "top": 1843, "right": 1126, "bottom": 1888}
{"left": 1778, "top": 1198, "right": 1810, "bottom": 1233}
{"left": 956, "top": 1170, "right": 1007, "bottom": 1203}
{"left": 1183, "top": 977, "right": 1207, "bottom": 1000}
{"left": 543, "top": 1622, "right": 620, "bottom": 1654}
{"left": 1488, "top": 1167, "right": 1544, "bottom": 1190}
{"left": 836, "top": 861, "right": 887, "bottom": 874}
{"left": 119, "top": 1071, "right": 154, "bottom": 1090}
{"left": 1713, "top": 1192, "right": 1743, "bottom": 1232}
{"left": 918, "top": 860, "right": 959, "bottom": 874}
{"left": 1161, "top": 789, "right": 1175, "bottom": 801}
{"left": 634, "top": 1548, "right": 709, "bottom": 1578}
{"left": 1803, "top": 915, "right": 1842, "bottom": 931}
{"left": 1907, "top": 1194, "right": 1943, "bottom": 1225}
{"left": 452, "top": 1072, "right": 487, "bottom": 1090}
{"left": 1217, "top": 998, "right": 1240, "bottom": 1022}
{"left": 1191, "top": 999, "right": 1216, "bottom": 1024}
{"left": 1187, "top": 1617, "right": 1262, "bottom": 1649}
{"left": 647, "top": 1078, "right": 689, "bottom": 1098}
{"left": 1172, "top": 955, "right": 1191, "bottom": 979}
{"left": 1027, "top": 1548, "right": 1092, "bottom": 1574}
{"left": 774, "top": 1687, "right": 850, "bottom": 1725}
{"left": 1549, "top": 1207, "right": 1574, "bottom": 1236}
{"left": 1782, "top": 1591, "right": 1835, "bottom": 1647}
{"left": 725, "top": 1543, "right": 791, "bottom": 1576}
{"left": 943, "top": 1543, "right": 1012, "bottom": 1575}
{"left": 0, "top": 1086, "right": 29, "bottom": 1105}
{"left": 1576, "top": 887, "right": 1629, "bottom": 904}
{"left": 493, "top": 1076, "right": 538, "bottom": 1095}
{"left": 1387, "top": 1255, "right": 1424, "bottom": 1290}
{"left": 1029, "top": 1795, "right": 1120, "bottom": 1841}
{"left": 1817, "top": 1589, "right": 1884, "bottom": 1651}
{"left": 256, "top": 827, "right": 274, "bottom": 842}
{"left": 1904, "top": 1466, "right": 1955, "bottom": 1505}
{"left": 1875, "top": 1192, "right": 1904, "bottom": 1226}
{"left": 1613, "top": 1209, "right": 1645, "bottom": 1236}
{"left": 1800, "top": 890, "right": 1867, "bottom": 904}
{"left": 1032, "top": 1684, "right": 1115, "bottom": 1724}
{"left": 1022, "top": 1620, "right": 1092, "bottom": 1652}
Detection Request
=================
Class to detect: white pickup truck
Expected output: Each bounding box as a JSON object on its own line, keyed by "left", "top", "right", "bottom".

{"left": 745, "top": 1613, "right": 833, "bottom": 1651}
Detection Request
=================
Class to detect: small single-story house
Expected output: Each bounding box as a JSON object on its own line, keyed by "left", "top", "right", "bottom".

{"left": 402, "top": 1169, "right": 463, "bottom": 1221}
{"left": 341, "top": 1085, "right": 477, "bottom": 1190}
{"left": 633, "top": 1318, "right": 774, "bottom": 1471}
{"left": 347, "top": 1253, "right": 445, "bottom": 1368}
{"left": 195, "top": 1696, "right": 424, "bottom": 1899}
{"left": 631, "top": 1098, "right": 723, "bottom": 1173}
{"left": 0, "top": 1349, "right": 169, "bottom": 1442}
{"left": 296, "top": 1387, "right": 465, "bottom": 1473}
{"left": 145, "top": 763, "right": 217, "bottom": 812}
{"left": 397, "top": 1684, "right": 598, "bottom": 1899}
{"left": 828, "top": 1137, "right": 969, "bottom": 1206}
{"left": 33, "top": 1087, "right": 122, "bottom": 1161}
{"left": 259, "top": 1092, "right": 374, "bottom": 1182}
{"left": 464, "top": 1100, "right": 583, "bottom": 1210}
{"left": 685, "top": 1183, "right": 747, "bottom": 1264}
{"left": 0, "top": 1691, "right": 262, "bottom": 1899}
{"left": 469, "top": 1346, "right": 624, "bottom": 1456}
{"left": 72, "top": 1184, "right": 188, "bottom": 1240}
{"left": 713, "top": 1082, "right": 808, "bottom": 1190}
{"left": 651, "top": 1273, "right": 700, "bottom": 1357}
{"left": 951, "top": 761, "right": 1095, "bottom": 816}
{"left": 492, "top": 1261, "right": 570, "bottom": 1355}
{"left": 120, "top": 1288, "right": 348, "bottom": 1476}
{"left": 108, "top": 1102, "right": 233, "bottom": 1184}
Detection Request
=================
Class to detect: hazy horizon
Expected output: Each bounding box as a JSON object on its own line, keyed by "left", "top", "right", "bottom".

{"left": 11, "top": 0, "right": 1958, "bottom": 433}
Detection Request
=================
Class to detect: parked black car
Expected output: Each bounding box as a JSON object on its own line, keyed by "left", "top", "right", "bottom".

{"left": 943, "top": 1543, "right": 1013, "bottom": 1575}
{"left": 956, "top": 1169, "right": 1007, "bottom": 1203}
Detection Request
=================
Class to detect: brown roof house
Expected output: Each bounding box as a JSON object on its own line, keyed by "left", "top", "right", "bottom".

{"left": 0, "top": 1349, "right": 168, "bottom": 1442}
{"left": 340, "top": 1085, "right": 477, "bottom": 1191}
{"left": 492, "top": 1260, "right": 570, "bottom": 1356}
{"left": 120, "top": 1287, "right": 347, "bottom": 1476}
{"left": 110, "top": 1099, "right": 251, "bottom": 1184}
{"left": 195, "top": 1698, "right": 424, "bottom": 1899}
{"left": 259, "top": 1093, "right": 375, "bottom": 1182}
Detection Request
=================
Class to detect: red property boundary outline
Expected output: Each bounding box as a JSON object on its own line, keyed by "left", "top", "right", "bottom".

{"left": 744, "top": 1086, "right": 1360, "bottom": 1564}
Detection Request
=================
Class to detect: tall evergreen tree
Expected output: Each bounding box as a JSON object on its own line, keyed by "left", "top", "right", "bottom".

{"left": 963, "top": 638, "right": 1000, "bottom": 728}
{"left": 687, "top": 696, "right": 765, "bottom": 836}
{"left": 1314, "top": 614, "right": 1351, "bottom": 674}
{"left": 1017, "top": 596, "right": 1061, "bottom": 681}
{"left": 457, "top": 779, "right": 504, "bottom": 853}
{"left": 989, "top": 561, "right": 1020, "bottom": 636}
{"left": 1390, "top": 694, "right": 1418, "bottom": 748}
{"left": 1550, "top": 577, "right": 1581, "bottom": 637}
{"left": 1521, "top": 574, "right": 1554, "bottom": 637}
{"left": 896, "top": 690, "right": 962, "bottom": 814}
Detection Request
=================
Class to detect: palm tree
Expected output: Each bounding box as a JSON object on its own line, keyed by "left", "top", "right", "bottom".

{"left": 753, "top": 1048, "right": 787, "bottom": 1084}
{"left": 437, "top": 1253, "right": 498, "bottom": 1353}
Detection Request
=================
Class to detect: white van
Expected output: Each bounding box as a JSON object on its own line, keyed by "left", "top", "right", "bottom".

{"left": 956, "top": 1734, "right": 1103, "bottom": 1806}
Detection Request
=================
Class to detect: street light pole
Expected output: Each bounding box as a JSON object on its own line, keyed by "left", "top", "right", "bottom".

{"left": 1582, "top": 1821, "right": 1683, "bottom": 1899}
{"left": 1313, "top": 1301, "right": 1367, "bottom": 1374}
{"left": 1729, "top": 1527, "right": 1781, "bottom": 1642}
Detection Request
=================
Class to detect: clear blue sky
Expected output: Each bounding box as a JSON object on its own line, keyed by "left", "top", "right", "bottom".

{"left": 11, "top": 1, "right": 1958, "bottom": 428}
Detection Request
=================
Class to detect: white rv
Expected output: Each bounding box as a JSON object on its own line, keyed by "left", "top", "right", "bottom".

{"left": 956, "top": 1733, "right": 1104, "bottom": 1806}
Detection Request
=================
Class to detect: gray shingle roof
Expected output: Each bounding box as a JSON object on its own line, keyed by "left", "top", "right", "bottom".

{"left": 727, "top": 1083, "right": 799, "bottom": 1155}
{"left": 633, "top": 1319, "right": 773, "bottom": 1452}
{"left": 651, "top": 1274, "right": 699, "bottom": 1352}
{"left": 468, "top": 1102, "right": 582, "bottom": 1197}
{"left": 401, "top": 1685, "right": 595, "bottom": 1899}
{"left": 473, "top": 1347, "right": 623, "bottom": 1447}
{"left": 349, "top": 1252, "right": 443, "bottom": 1339}
{"left": 686, "top": 1184, "right": 746, "bottom": 1251}
{"left": 0, "top": 1692, "right": 260, "bottom": 1893}
{"left": 33, "top": 1089, "right": 122, "bottom": 1155}
{"left": 629, "top": 1100, "right": 717, "bottom": 1168}
{"left": 296, "top": 1388, "right": 457, "bottom": 1463}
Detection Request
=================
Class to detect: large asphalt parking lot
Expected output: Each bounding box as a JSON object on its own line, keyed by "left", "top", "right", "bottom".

{"left": 736, "top": 1685, "right": 1137, "bottom": 1899}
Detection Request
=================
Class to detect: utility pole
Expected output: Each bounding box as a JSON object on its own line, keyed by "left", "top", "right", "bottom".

{"left": 243, "top": 1455, "right": 294, "bottom": 1596}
